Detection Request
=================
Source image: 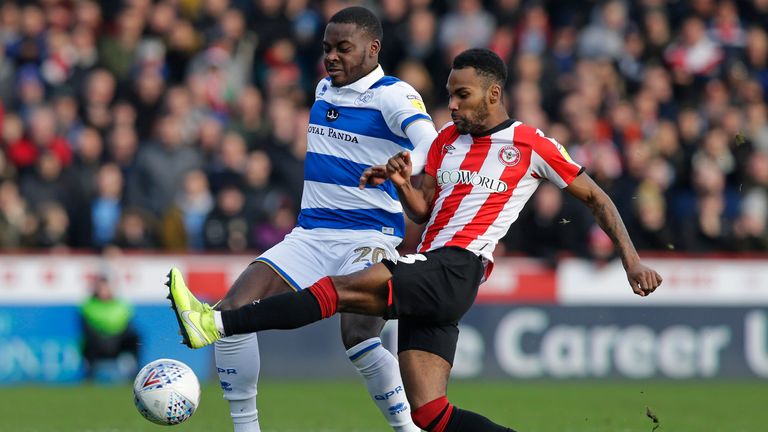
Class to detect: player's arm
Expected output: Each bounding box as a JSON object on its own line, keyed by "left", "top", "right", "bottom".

{"left": 379, "top": 83, "right": 436, "bottom": 175}
{"left": 387, "top": 151, "right": 435, "bottom": 224}
{"left": 357, "top": 151, "right": 434, "bottom": 222}
{"left": 564, "top": 173, "right": 662, "bottom": 296}
{"left": 404, "top": 120, "right": 437, "bottom": 175}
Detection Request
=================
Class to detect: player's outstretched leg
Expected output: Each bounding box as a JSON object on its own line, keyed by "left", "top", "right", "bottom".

{"left": 342, "top": 315, "right": 420, "bottom": 432}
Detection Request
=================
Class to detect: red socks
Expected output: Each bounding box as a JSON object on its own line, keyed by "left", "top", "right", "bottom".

{"left": 412, "top": 396, "right": 454, "bottom": 432}
{"left": 307, "top": 276, "right": 338, "bottom": 318}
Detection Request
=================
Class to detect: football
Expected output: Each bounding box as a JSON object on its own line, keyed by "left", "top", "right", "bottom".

{"left": 133, "top": 359, "right": 201, "bottom": 425}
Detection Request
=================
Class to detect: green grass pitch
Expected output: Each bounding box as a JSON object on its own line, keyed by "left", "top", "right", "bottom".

{"left": 0, "top": 380, "right": 765, "bottom": 431}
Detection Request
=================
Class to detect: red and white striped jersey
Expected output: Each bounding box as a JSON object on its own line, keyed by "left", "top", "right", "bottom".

{"left": 418, "top": 119, "right": 583, "bottom": 265}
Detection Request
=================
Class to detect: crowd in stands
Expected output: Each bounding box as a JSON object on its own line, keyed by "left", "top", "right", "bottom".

{"left": 0, "top": 0, "right": 767, "bottom": 262}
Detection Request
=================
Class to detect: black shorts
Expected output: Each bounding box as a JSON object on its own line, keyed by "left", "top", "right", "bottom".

{"left": 381, "top": 247, "right": 484, "bottom": 365}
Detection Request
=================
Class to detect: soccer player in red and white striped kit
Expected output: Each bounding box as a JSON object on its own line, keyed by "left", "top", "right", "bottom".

{"left": 171, "top": 48, "right": 663, "bottom": 431}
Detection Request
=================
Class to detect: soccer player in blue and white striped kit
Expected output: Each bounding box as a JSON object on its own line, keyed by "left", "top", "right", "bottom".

{"left": 206, "top": 7, "right": 437, "bottom": 432}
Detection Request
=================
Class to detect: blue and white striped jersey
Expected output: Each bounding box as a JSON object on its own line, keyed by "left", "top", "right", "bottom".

{"left": 298, "top": 65, "right": 431, "bottom": 239}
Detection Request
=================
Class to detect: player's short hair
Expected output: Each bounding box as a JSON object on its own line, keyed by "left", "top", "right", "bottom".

{"left": 452, "top": 48, "right": 507, "bottom": 87}
{"left": 328, "top": 6, "right": 383, "bottom": 41}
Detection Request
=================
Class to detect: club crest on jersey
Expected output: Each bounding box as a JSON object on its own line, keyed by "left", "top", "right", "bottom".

{"left": 355, "top": 90, "right": 374, "bottom": 106}
{"left": 326, "top": 108, "right": 340, "bottom": 122}
{"left": 498, "top": 145, "right": 521, "bottom": 166}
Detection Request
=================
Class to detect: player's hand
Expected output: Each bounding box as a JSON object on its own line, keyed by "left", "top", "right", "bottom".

{"left": 386, "top": 151, "right": 412, "bottom": 187}
{"left": 626, "top": 263, "right": 663, "bottom": 297}
{"left": 359, "top": 165, "right": 388, "bottom": 189}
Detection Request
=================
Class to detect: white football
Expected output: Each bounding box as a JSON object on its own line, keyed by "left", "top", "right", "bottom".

{"left": 133, "top": 358, "right": 201, "bottom": 425}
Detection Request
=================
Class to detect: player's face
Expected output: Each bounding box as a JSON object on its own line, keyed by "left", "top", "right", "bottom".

{"left": 322, "top": 22, "right": 379, "bottom": 87}
{"left": 447, "top": 67, "right": 491, "bottom": 135}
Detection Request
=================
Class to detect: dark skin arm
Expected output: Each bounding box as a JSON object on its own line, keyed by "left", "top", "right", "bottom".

{"left": 359, "top": 151, "right": 436, "bottom": 224}
{"left": 565, "top": 172, "right": 663, "bottom": 296}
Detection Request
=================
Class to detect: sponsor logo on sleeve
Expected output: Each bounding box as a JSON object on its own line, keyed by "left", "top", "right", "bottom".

{"left": 406, "top": 94, "right": 426, "bottom": 112}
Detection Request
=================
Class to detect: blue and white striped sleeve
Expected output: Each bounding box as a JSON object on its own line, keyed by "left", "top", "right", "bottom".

{"left": 379, "top": 82, "right": 433, "bottom": 144}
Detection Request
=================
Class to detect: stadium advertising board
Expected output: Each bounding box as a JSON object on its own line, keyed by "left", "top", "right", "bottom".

{"left": 449, "top": 306, "right": 768, "bottom": 379}
{"left": 0, "top": 256, "right": 766, "bottom": 382}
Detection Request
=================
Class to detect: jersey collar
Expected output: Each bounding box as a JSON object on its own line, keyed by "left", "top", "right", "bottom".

{"left": 340, "top": 65, "right": 384, "bottom": 93}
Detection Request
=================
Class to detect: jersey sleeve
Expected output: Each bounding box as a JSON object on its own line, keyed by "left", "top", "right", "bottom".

{"left": 424, "top": 123, "right": 455, "bottom": 177}
{"left": 379, "top": 82, "right": 433, "bottom": 146}
{"left": 406, "top": 120, "right": 438, "bottom": 175}
{"left": 527, "top": 127, "right": 583, "bottom": 188}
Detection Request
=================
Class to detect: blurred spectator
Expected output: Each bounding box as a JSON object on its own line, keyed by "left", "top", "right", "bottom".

{"left": 577, "top": 0, "right": 628, "bottom": 60}
{"left": 682, "top": 192, "right": 733, "bottom": 252}
{"left": 129, "top": 66, "right": 166, "bottom": 141}
{"left": 733, "top": 187, "right": 768, "bottom": 251}
{"left": 72, "top": 127, "right": 103, "bottom": 199}
{"left": 80, "top": 69, "right": 116, "bottom": 133}
{"left": 19, "top": 151, "right": 76, "bottom": 214}
{"left": 98, "top": 7, "right": 144, "bottom": 82}
{"left": 203, "top": 184, "right": 249, "bottom": 251}
{"left": 504, "top": 182, "right": 589, "bottom": 267}
{"left": 227, "top": 85, "right": 269, "bottom": 150}
{"left": 106, "top": 124, "right": 138, "bottom": 179}
{"left": 6, "top": 4, "right": 47, "bottom": 66}
{"left": 708, "top": 0, "right": 746, "bottom": 62}
{"left": 3, "top": 112, "right": 36, "bottom": 169}
{"left": 378, "top": 0, "right": 408, "bottom": 71}
{"left": 113, "top": 207, "right": 157, "bottom": 250}
{"left": 0, "top": 43, "right": 14, "bottom": 105}
{"left": 160, "top": 169, "right": 214, "bottom": 251}
{"left": 438, "top": 0, "right": 495, "bottom": 51}
{"left": 242, "top": 149, "right": 288, "bottom": 224}
{"left": 0, "top": 180, "right": 36, "bottom": 248}
{"left": 665, "top": 16, "right": 723, "bottom": 85}
{"left": 194, "top": 115, "right": 225, "bottom": 159}
{"left": 251, "top": 199, "right": 296, "bottom": 252}
{"left": 629, "top": 182, "right": 677, "bottom": 251}
{"left": 207, "top": 131, "right": 248, "bottom": 194}
{"left": 28, "top": 106, "right": 73, "bottom": 167}
{"left": 52, "top": 92, "right": 85, "bottom": 147}
{"left": 126, "top": 115, "right": 202, "bottom": 216}
{"left": 265, "top": 98, "right": 304, "bottom": 203}
{"left": 744, "top": 26, "right": 768, "bottom": 101}
{"left": 35, "top": 201, "right": 70, "bottom": 250}
{"left": 90, "top": 163, "right": 124, "bottom": 249}
{"left": 514, "top": 4, "right": 549, "bottom": 57}
{"left": 80, "top": 272, "right": 139, "bottom": 382}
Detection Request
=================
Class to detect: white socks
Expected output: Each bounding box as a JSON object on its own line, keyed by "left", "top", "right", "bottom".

{"left": 215, "top": 334, "right": 418, "bottom": 432}
{"left": 347, "top": 337, "right": 420, "bottom": 432}
{"left": 215, "top": 333, "right": 261, "bottom": 432}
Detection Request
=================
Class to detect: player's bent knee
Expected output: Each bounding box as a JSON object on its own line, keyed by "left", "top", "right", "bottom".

{"left": 340, "top": 314, "right": 385, "bottom": 348}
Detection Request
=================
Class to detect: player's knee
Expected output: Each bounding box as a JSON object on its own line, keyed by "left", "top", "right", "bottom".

{"left": 340, "top": 314, "right": 384, "bottom": 348}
